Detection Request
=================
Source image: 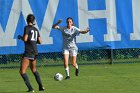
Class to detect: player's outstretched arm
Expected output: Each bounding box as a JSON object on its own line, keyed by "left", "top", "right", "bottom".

{"left": 80, "top": 27, "right": 90, "bottom": 34}
{"left": 52, "top": 19, "right": 62, "bottom": 29}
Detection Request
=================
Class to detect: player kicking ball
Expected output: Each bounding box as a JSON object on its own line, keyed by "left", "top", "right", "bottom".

{"left": 18, "top": 14, "right": 45, "bottom": 92}
{"left": 52, "top": 17, "right": 89, "bottom": 79}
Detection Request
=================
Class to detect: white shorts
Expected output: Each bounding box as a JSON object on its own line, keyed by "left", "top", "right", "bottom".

{"left": 63, "top": 49, "right": 78, "bottom": 56}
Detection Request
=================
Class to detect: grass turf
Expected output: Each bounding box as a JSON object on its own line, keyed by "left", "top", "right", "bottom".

{"left": 0, "top": 64, "right": 140, "bottom": 93}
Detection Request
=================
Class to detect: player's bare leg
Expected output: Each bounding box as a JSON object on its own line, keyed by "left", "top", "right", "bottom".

{"left": 30, "top": 60, "right": 45, "bottom": 91}
{"left": 71, "top": 56, "right": 79, "bottom": 76}
{"left": 64, "top": 54, "right": 70, "bottom": 79}
{"left": 20, "top": 58, "right": 34, "bottom": 92}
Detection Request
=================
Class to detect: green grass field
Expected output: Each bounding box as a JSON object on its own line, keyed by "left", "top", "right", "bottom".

{"left": 1, "top": 63, "right": 140, "bottom": 93}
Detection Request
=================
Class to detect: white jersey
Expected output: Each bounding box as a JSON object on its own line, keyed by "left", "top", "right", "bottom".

{"left": 57, "top": 26, "right": 81, "bottom": 50}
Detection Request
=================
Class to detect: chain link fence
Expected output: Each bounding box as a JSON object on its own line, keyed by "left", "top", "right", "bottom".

{"left": 0, "top": 48, "right": 140, "bottom": 69}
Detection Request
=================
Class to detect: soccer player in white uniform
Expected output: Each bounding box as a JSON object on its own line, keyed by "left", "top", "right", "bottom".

{"left": 52, "top": 17, "right": 89, "bottom": 79}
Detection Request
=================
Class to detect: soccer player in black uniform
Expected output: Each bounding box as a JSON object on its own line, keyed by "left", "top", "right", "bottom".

{"left": 18, "top": 14, "right": 45, "bottom": 92}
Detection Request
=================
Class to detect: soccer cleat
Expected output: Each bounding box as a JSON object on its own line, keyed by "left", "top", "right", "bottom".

{"left": 65, "top": 76, "right": 70, "bottom": 80}
{"left": 26, "top": 90, "right": 34, "bottom": 92}
{"left": 75, "top": 68, "right": 79, "bottom": 76}
{"left": 39, "top": 87, "right": 45, "bottom": 91}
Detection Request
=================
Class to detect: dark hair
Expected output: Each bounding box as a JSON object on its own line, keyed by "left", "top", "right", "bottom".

{"left": 26, "top": 14, "right": 35, "bottom": 24}
{"left": 66, "top": 17, "right": 75, "bottom": 26}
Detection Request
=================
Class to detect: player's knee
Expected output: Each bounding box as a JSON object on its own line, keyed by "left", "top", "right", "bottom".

{"left": 19, "top": 70, "right": 25, "bottom": 74}
{"left": 31, "top": 68, "right": 37, "bottom": 73}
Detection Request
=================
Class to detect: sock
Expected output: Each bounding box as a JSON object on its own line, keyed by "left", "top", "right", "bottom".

{"left": 76, "top": 64, "right": 78, "bottom": 69}
{"left": 65, "top": 67, "right": 70, "bottom": 76}
{"left": 21, "top": 73, "right": 33, "bottom": 91}
{"left": 33, "top": 71, "right": 43, "bottom": 88}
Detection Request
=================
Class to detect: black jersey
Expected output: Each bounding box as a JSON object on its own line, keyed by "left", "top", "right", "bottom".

{"left": 24, "top": 25, "right": 40, "bottom": 55}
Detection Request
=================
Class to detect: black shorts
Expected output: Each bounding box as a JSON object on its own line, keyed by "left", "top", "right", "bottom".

{"left": 22, "top": 54, "right": 37, "bottom": 61}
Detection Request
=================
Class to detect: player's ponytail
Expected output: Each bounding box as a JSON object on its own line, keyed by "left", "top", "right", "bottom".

{"left": 26, "top": 14, "right": 35, "bottom": 25}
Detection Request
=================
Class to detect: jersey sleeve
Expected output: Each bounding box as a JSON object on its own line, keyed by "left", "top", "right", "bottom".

{"left": 74, "top": 26, "right": 81, "bottom": 35}
{"left": 37, "top": 30, "right": 40, "bottom": 38}
{"left": 24, "top": 26, "right": 29, "bottom": 36}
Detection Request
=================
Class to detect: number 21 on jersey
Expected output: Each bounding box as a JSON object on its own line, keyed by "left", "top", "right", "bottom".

{"left": 31, "top": 30, "right": 38, "bottom": 41}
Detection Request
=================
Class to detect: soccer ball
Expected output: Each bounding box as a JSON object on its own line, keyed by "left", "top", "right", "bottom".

{"left": 54, "top": 73, "right": 63, "bottom": 81}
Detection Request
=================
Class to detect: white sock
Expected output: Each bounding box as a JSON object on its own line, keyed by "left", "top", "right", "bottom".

{"left": 76, "top": 64, "right": 78, "bottom": 69}
{"left": 65, "top": 67, "right": 69, "bottom": 76}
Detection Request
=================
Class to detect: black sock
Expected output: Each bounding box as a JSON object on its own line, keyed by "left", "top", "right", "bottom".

{"left": 33, "top": 71, "right": 43, "bottom": 88}
{"left": 21, "top": 73, "right": 33, "bottom": 91}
